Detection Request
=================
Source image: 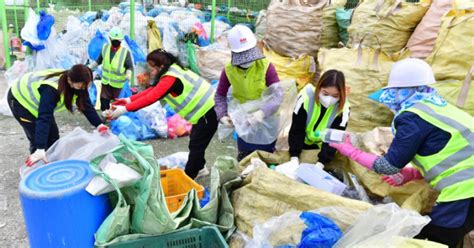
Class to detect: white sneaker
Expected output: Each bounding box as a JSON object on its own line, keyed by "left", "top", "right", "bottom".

{"left": 196, "top": 166, "right": 210, "bottom": 178}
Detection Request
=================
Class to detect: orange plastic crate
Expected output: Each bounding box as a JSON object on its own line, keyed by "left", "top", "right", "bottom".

{"left": 160, "top": 169, "right": 205, "bottom": 212}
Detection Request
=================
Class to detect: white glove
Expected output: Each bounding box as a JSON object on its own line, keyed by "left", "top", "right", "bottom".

{"left": 25, "top": 149, "right": 47, "bottom": 167}
{"left": 126, "top": 70, "right": 132, "bottom": 81}
{"left": 220, "top": 115, "right": 234, "bottom": 128}
{"left": 89, "top": 61, "right": 99, "bottom": 70}
{"left": 275, "top": 157, "right": 300, "bottom": 180}
{"left": 110, "top": 106, "right": 128, "bottom": 119}
{"left": 247, "top": 110, "right": 265, "bottom": 126}
{"left": 315, "top": 162, "right": 325, "bottom": 170}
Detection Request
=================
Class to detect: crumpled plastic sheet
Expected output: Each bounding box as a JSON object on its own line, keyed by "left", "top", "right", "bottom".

{"left": 136, "top": 101, "right": 168, "bottom": 138}
{"left": 228, "top": 84, "right": 283, "bottom": 145}
{"left": 157, "top": 152, "right": 189, "bottom": 170}
{"left": 35, "top": 28, "right": 75, "bottom": 70}
{"left": 203, "top": 20, "right": 231, "bottom": 39}
{"left": 333, "top": 203, "right": 431, "bottom": 247}
{"left": 0, "top": 58, "right": 34, "bottom": 116}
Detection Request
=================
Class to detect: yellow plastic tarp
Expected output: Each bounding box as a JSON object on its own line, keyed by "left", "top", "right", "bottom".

{"left": 348, "top": 0, "right": 431, "bottom": 54}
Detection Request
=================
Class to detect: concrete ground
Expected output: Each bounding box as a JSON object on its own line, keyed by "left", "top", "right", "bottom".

{"left": 0, "top": 70, "right": 236, "bottom": 247}
{"left": 0, "top": 70, "right": 473, "bottom": 247}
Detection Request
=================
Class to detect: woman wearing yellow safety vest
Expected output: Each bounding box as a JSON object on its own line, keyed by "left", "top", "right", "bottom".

{"left": 7, "top": 64, "right": 108, "bottom": 167}
{"left": 284, "top": 70, "right": 350, "bottom": 170}
{"left": 89, "top": 27, "right": 133, "bottom": 111}
{"left": 108, "top": 50, "right": 217, "bottom": 179}
{"left": 215, "top": 25, "right": 283, "bottom": 161}
{"left": 330, "top": 58, "right": 474, "bottom": 247}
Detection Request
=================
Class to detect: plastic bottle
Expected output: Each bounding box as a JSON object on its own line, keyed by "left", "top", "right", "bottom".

{"left": 315, "top": 128, "right": 353, "bottom": 144}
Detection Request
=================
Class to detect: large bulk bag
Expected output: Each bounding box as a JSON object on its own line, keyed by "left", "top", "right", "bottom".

{"left": 425, "top": 10, "right": 474, "bottom": 81}
{"left": 432, "top": 66, "right": 474, "bottom": 116}
{"left": 318, "top": 42, "right": 396, "bottom": 131}
{"left": 348, "top": 0, "right": 430, "bottom": 54}
{"left": 195, "top": 44, "right": 231, "bottom": 82}
{"left": 265, "top": 0, "right": 327, "bottom": 58}
{"left": 263, "top": 47, "right": 317, "bottom": 90}
{"left": 405, "top": 0, "right": 452, "bottom": 59}
{"left": 320, "top": 0, "right": 347, "bottom": 48}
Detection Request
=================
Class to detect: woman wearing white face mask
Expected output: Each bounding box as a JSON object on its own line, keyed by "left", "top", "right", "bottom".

{"left": 288, "top": 70, "right": 350, "bottom": 169}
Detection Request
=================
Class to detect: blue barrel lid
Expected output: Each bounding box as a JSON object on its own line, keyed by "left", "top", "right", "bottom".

{"left": 19, "top": 160, "right": 94, "bottom": 199}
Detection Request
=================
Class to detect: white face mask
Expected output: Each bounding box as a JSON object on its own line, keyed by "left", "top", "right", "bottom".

{"left": 239, "top": 61, "right": 254, "bottom": 69}
{"left": 319, "top": 93, "right": 339, "bottom": 108}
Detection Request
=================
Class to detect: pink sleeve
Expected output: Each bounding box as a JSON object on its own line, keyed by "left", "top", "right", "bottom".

{"left": 130, "top": 86, "right": 154, "bottom": 101}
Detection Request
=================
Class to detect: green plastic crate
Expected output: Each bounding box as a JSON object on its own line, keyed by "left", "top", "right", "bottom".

{"left": 105, "top": 226, "right": 229, "bottom": 248}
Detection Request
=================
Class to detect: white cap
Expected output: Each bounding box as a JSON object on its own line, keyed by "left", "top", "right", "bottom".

{"left": 385, "top": 58, "right": 436, "bottom": 88}
{"left": 227, "top": 25, "right": 257, "bottom": 53}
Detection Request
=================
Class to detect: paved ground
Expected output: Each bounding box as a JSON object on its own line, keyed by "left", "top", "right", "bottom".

{"left": 0, "top": 70, "right": 236, "bottom": 247}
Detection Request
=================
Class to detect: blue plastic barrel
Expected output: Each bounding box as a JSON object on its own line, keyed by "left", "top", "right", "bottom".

{"left": 19, "top": 160, "right": 112, "bottom": 248}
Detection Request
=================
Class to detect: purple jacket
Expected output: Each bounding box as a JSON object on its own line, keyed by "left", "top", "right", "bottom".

{"left": 214, "top": 63, "right": 281, "bottom": 120}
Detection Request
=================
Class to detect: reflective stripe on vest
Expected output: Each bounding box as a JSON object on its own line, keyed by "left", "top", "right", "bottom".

{"left": 102, "top": 44, "right": 127, "bottom": 87}
{"left": 407, "top": 103, "right": 474, "bottom": 192}
{"left": 162, "top": 65, "right": 215, "bottom": 124}
{"left": 11, "top": 70, "right": 66, "bottom": 117}
{"left": 302, "top": 85, "right": 339, "bottom": 145}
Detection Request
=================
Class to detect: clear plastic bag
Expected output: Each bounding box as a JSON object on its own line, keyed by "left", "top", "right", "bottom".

{"left": 157, "top": 152, "right": 189, "bottom": 170}
{"left": 334, "top": 203, "right": 431, "bottom": 248}
{"left": 246, "top": 209, "right": 343, "bottom": 248}
{"left": 154, "top": 16, "right": 179, "bottom": 56}
{"left": 86, "top": 161, "right": 142, "bottom": 196}
{"left": 228, "top": 84, "right": 281, "bottom": 145}
{"left": 45, "top": 127, "right": 120, "bottom": 162}
{"left": 136, "top": 101, "right": 168, "bottom": 138}
{"left": 0, "top": 58, "right": 33, "bottom": 116}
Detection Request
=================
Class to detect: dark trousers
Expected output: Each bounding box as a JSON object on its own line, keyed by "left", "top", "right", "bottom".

{"left": 100, "top": 84, "right": 122, "bottom": 111}
{"left": 184, "top": 108, "right": 218, "bottom": 179}
{"left": 415, "top": 199, "right": 474, "bottom": 248}
{"left": 7, "top": 90, "right": 59, "bottom": 154}
{"left": 236, "top": 137, "right": 276, "bottom": 161}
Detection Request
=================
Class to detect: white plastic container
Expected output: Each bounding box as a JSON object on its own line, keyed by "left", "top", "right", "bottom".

{"left": 297, "top": 164, "right": 347, "bottom": 195}
{"left": 315, "top": 128, "right": 354, "bottom": 144}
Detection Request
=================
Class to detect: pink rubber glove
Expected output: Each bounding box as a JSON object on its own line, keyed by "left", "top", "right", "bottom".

{"left": 329, "top": 137, "right": 378, "bottom": 170}
{"left": 382, "top": 167, "right": 423, "bottom": 186}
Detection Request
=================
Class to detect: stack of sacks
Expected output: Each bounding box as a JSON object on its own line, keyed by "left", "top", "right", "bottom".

{"left": 405, "top": 0, "right": 452, "bottom": 59}
{"left": 347, "top": 0, "right": 431, "bottom": 54}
